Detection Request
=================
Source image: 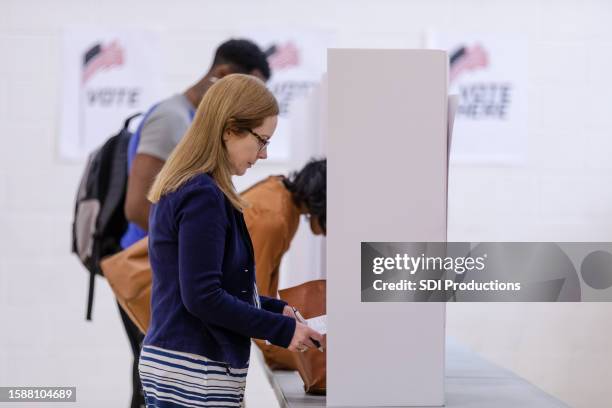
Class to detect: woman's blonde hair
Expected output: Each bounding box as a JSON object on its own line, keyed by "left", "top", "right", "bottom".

{"left": 147, "top": 74, "right": 279, "bottom": 210}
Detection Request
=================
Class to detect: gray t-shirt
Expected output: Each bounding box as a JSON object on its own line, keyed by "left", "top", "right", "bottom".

{"left": 136, "top": 93, "right": 194, "bottom": 161}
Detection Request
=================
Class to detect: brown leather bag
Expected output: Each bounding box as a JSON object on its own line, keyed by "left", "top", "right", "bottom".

{"left": 100, "top": 237, "right": 152, "bottom": 334}
{"left": 279, "top": 280, "right": 327, "bottom": 395}
{"left": 253, "top": 339, "right": 298, "bottom": 370}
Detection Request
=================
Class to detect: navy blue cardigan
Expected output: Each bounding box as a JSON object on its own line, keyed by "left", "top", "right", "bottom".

{"left": 143, "top": 173, "right": 296, "bottom": 368}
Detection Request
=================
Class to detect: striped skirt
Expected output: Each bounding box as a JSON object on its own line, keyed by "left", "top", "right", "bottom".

{"left": 138, "top": 345, "right": 248, "bottom": 408}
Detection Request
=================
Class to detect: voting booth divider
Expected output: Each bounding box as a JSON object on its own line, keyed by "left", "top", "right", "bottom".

{"left": 327, "top": 49, "right": 448, "bottom": 406}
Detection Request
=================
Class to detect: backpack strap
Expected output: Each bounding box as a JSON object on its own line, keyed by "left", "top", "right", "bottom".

{"left": 123, "top": 112, "right": 142, "bottom": 130}
{"left": 86, "top": 267, "right": 96, "bottom": 321}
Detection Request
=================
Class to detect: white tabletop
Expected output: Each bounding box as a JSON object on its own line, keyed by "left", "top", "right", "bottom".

{"left": 262, "top": 337, "right": 569, "bottom": 408}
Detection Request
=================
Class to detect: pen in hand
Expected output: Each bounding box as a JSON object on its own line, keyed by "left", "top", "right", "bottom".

{"left": 292, "top": 307, "right": 323, "bottom": 352}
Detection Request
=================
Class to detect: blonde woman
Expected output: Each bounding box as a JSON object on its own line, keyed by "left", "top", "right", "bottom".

{"left": 138, "top": 74, "right": 322, "bottom": 408}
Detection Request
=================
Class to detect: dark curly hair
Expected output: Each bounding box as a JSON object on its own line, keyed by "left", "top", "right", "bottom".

{"left": 282, "top": 159, "right": 326, "bottom": 232}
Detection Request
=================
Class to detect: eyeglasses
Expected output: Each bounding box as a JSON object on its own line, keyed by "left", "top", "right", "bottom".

{"left": 245, "top": 128, "right": 270, "bottom": 153}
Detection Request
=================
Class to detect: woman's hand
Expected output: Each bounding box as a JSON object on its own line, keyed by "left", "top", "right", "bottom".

{"left": 283, "top": 305, "right": 303, "bottom": 321}
{"left": 288, "top": 322, "right": 324, "bottom": 353}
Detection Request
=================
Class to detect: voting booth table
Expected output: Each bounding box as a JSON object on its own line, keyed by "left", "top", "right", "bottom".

{"left": 261, "top": 337, "right": 568, "bottom": 408}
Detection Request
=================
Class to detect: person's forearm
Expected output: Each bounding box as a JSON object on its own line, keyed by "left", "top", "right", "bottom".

{"left": 125, "top": 153, "right": 165, "bottom": 231}
{"left": 125, "top": 200, "right": 150, "bottom": 231}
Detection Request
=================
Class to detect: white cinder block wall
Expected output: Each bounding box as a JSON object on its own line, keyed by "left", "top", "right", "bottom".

{"left": 1, "top": 1, "right": 611, "bottom": 407}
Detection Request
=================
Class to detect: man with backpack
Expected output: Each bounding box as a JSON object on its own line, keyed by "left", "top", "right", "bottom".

{"left": 120, "top": 39, "right": 272, "bottom": 408}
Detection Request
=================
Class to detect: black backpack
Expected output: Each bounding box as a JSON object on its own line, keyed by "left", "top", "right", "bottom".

{"left": 72, "top": 113, "right": 141, "bottom": 321}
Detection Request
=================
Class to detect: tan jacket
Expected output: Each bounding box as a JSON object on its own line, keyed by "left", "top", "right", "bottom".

{"left": 243, "top": 176, "right": 300, "bottom": 297}
{"left": 242, "top": 176, "right": 301, "bottom": 369}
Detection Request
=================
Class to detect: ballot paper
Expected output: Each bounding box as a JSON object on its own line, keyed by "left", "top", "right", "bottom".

{"left": 306, "top": 314, "right": 327, "bottom": 335}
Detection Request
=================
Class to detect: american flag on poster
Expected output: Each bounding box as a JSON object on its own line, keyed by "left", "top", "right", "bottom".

{"left": 60, "top": 28, "right": 162, "bottom": 161}
{"left": 427, "top": 32, "right": 528, "bottom": 164}
{"left": 82, "top": 41, "right": 125, "bottom": 84}
{"left": 266, "top": 42, "right": 300, "bottom": 70}
{"left": 449, "top": 44, "right": 488, "bottom": 84}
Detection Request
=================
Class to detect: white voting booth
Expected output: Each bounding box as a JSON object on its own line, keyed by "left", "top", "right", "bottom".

{"left": 327, "top": 49, "right": 448, "bottom": 406}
